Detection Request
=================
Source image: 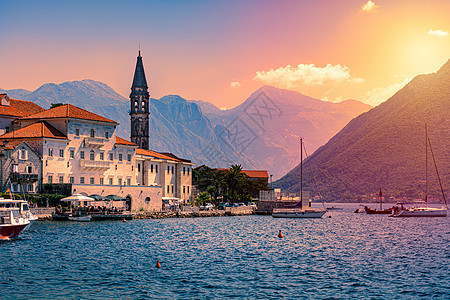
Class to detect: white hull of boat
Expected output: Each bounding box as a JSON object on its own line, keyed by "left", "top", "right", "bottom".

{"left": 23, "top": 217, "right": 37, "bottom": 231}
{"left": 272, "top": 209, "right": 327, "bottom": 218}
{"left": 391, "top": 207, "right": 447, "bottom": 217}
{"left": 68, "top": 215, "right": 92, "bottom": 222}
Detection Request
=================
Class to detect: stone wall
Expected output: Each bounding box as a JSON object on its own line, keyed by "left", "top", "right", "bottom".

{"left": 72, "top": 184, "right": 162, "bottom": 212}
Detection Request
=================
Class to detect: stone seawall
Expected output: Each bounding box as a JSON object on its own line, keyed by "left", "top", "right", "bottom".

{"left": 31, "top": 207, "right": 55, "bottom": 220}
{"left": 133, "top": 207, "right": 254, "bottom": 219}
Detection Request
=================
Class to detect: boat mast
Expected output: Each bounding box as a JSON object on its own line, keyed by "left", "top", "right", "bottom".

{"left": 300, "top": 137, "right": 303, "bottom": 208}
{"left": 428, "top": 135, "right": 448, "bottom": 210}
{"left": 379, "top": 188, "right": 382, "bottom": 210}
{"left": 425, "top": 123, "right": 428, "bottom": 208}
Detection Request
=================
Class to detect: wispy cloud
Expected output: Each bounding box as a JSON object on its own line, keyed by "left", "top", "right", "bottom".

{"left": 254, "top": 64, "right": 364, "bottom": 89}
{"left": 428, "top": 29, "right": 448, "bottom": 37}
{"left": 361, "top": 0, "right": 379, "bottom": 13}
{"left": 230, "top": 81, "right": 241, "bottom": 88}
{"left": 364, "top": 78, "right": 411, "bottom": 106}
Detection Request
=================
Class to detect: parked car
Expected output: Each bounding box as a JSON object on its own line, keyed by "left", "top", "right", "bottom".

{"left": 217, "top": 203, "right": 227, "bottom": 210}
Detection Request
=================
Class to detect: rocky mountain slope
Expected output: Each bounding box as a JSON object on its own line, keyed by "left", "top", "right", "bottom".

{"left": 275, "top": 60, "right": 450, "bottom": 200}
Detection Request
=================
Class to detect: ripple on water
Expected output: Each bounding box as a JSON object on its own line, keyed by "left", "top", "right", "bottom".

{"left": 1, "top": 207, "right": 449, "bottom": 299}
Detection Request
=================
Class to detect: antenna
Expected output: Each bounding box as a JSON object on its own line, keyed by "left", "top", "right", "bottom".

{"left": 138, "top": 42, "right": 141, "bottom": 56}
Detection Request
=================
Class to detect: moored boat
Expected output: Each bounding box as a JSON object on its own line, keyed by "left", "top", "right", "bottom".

{"left": 364, "top": 188, "right": 394, "bottom": 214}
{"left": 0, "top": 208, "right": 30, "bottom": 239}
{"left": 0, "top": 199, "right": 38, "bottom": 231}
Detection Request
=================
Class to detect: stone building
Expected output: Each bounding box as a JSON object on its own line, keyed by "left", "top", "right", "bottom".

{"left": 0, "top": 141, "right": 41, "bottom": 193}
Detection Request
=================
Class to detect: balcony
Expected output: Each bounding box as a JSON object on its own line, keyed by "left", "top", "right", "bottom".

{"left": 79, "top": 160, "right": 112, "bottom": 169}
{"left": 11, "top": 172, "right": 39, "bottom": 182}
{"left": 84, "top": 137, "right": 106, "bottom": 148}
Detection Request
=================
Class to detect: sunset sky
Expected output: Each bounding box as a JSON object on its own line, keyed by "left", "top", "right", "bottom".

{"left": 0, "top": 0, "right": 449, "bottom": 108}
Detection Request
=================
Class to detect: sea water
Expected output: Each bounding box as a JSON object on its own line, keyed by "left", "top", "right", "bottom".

{"left": 1, "top": 204, "right": 449, "bottom": 299}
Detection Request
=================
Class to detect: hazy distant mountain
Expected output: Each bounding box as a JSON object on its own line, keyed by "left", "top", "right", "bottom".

{"left": 275, "top": 59, "right": 450, "bottom": 201}
{"left": 0, "top": 88, "right": 32, "bottom": 99}
{"left": 201, "top": 86, "right": 372, "bottom": 179}
{"left": 1, "top": 81, "right": 371, "bottom": 179}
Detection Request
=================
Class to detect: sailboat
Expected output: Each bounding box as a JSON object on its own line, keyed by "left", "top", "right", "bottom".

{"left": 390, "top": 124, "right": 448, "bottom": 217}
{"left": 272, "top": 138, "right": 327, "bottom": 218}
{"left": 364, "top": 188, "right": 394, "bottom": 214}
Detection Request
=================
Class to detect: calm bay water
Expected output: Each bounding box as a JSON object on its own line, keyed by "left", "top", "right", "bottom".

{"left": 1, "top": 204, "right": 449, "bottom": 299}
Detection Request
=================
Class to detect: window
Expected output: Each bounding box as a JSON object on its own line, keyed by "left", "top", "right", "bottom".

{"left": 69, "top": 177, "right": 74, "bottom": 184}
{"left": 105, "top": 131, "right": 109, "bottom": 139}
{"left": 75, "top": 128, "right": 80, "bottom": 136}
{"left": 48, "top": 148, "right": 53, "bottom": 157}
{"left": 167, "top": 166, "right": 170, "bottom": 174}
{"left": 70, "top": 150, "right": 74, "bottom": 159}
{"left": 127, "top": 154, "right": 131, "bottom": 162}
{"left": 100, "top": 178, "right": 104, "bottom": 185}
{"left": 187, "top": 186, "right": 190, "bottom": 193}
{"left": 90, "top": 129, "right": 95, "bottom": 138}
{"left": 5, "top": 127, "right": 9, "bottom": 133}
{"left": 80, "top": 177, "right": 85, "bottom": 184}
{"left": 137, "top": 163, "right": 141, "bottom": 172}
{"left": 109, "top": 178, "right": 113, "bottom": 185}
{"left": 135, "top": 101, "right": 138, "bottom": 107}
{"left": 67, "top": 162, "right": 70, "bottom": 167}
{"left": 118, "top": 178, "right": 122, "bottom": 186}
{"left": 80, "top": 151, "right": 85, "bottom": 159}
{"left": 150, "top": 164, "right": 153, "bottom": 172}
{"left": 100, "top": 152, "right": 104, "bottom": 160}
{"left": 27, "top": 166, "right": 32, "bottom": 173}
{"left": 48, "top": 175, "right": 53, "bottom": 184}
{"left": 127, "top": 178, "right": 131, "bottom": 186}
{"left": 28, "top": 184, "right": 33, "bottom": 192}
{"left": 187, "top": 168, "right": 190, "bottom": 175}
{"left": 172, "top": 166, "right": 174, "bottom": 174}
{"left": 155, "top": 165, "right": 158, "bottom": 173}
{"left": 183, "top": 167, "right": 185, "bottom": 175}
{"left": 183, "top": 186, "right": 185, "bottom": 193}
{"left": 19, "top": 149, "right": 28, "bottom": 160}
{"left": 59, "top": 176, "right": 63, "bottom": 183}
{"left": 171, "top": 185, "right": 174, "bottom": 193}
{"left": 59, "top": 149, "right": 64, "bottom": 158}
{"left": 167, "top": 185, "right": 170, "bottom": 193}
{"left": 90, "top": 177, "right": 94, "bottom": 184}
{"left": 119, "top": 153, "right": 123, "bottom": 162}
{"left": 13, "top": 164, "right": 18, "bottom": 173}
{"left": 109, "top": 153, "right": 113, "bottom": 161}
{"left": 90, "top": 150, "right": 95, "bottom": 161}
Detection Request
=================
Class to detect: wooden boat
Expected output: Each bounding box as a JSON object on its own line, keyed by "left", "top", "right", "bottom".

{"left": 390, "top": 124, "right": 447, "bottom": 217}
{"left": 272, "top": 138, "right": 326, "bottom": 219}
{"left": 364, "top": 189, "right": 393, "bottom": 214}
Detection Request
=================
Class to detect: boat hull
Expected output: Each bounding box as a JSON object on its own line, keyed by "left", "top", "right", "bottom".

{"left": 0, "top": 224, "right": 28, "bottom": 239}
{"left": 272, "top": 209, "right": 326, "bottom": 218}
{"left": 364, "top": 206, "right": 393, "bottom": 215}
{"left": 390, "top": 208, "right": 447, "bottom": 217}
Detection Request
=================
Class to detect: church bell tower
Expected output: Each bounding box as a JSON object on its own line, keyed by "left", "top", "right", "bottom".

{"left": 130, "top": 51, "right": 150, "bottom": 150}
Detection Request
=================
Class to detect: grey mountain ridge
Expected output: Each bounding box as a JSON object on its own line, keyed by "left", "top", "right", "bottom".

{"left": 1, "top": 81, "right": 371, "bottom": 179}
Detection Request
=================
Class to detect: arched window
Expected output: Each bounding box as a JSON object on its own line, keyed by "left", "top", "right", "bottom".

{"left": 90, "top": 129, "right": 95, "bottom": 138}
{"left": 90, "top": 150, "right": 95, "bottom": 161}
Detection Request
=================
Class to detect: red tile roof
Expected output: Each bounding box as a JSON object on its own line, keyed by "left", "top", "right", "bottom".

{"left": 0, "top": 121, "right": 67, "bottom": 140}
{"left": 115, "top": 137, "right": 137, "bottom": 146}
{"left": 217, "top": 168, "right": 269, "bottom": 178}
{"left": 20, "top": 104, "right": 117, "bottom": 124}
{"left": 0, "top": 98, "right": 44, "bottom": 117}
{"left": 136, "top": 148, "right": 183, "bottom": 162}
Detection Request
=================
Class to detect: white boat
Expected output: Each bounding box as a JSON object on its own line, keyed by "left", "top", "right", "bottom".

{"left": 68, "top": 215, "right": 92, "bottom": 222}
{"left": 0, "top": 208, "right": 30, "bottom": 239}
{"left": 272, "top": 138, "right": 326, "bottom": 219}
{"left": 390, "top": 124, "right": 448, "bottom": 218}
{"left": 0, "top": 199, "right": 38, "bottom": 231}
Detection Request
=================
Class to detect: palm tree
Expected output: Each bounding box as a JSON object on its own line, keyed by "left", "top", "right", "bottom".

{"left": 225, "top": 164, "right": 246, "bottom": 202}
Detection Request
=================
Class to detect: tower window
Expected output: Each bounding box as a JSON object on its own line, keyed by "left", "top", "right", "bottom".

{"left": 90, "top": 129, "right": 95, "bottom": 138}
{"left": 90, "top": 150, "right": 95, "bottom": 161}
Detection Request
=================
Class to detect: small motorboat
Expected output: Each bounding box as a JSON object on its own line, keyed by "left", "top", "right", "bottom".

{"left": 0, "top": 208, "right": 30, "bottom": 239}
{"left": 68, "top": 215, "right": 92, "bottom": 222}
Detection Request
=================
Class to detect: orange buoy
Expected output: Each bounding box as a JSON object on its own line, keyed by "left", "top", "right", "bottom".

{"left": 278, "top": 230, "right": 283, "bottom": 238}
{"left": 155, "top": 260, "right": 161, "bottom": 268}
{"left": 122, "top": 218, "right": 126, "bottom": 222}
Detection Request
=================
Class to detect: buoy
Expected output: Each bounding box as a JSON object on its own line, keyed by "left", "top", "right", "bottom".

{"left": 278, "top": 230, "right": 283, "bottom": 238}
{"left": 155, "top": 260, "right": 161, "bottom": 268}
{"left": 122, "top": 218, "right": 126, "bottom": 222}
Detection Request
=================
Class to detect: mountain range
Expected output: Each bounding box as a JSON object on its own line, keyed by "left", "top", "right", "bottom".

{"left": 1, "top": 81, "right": 371, "bottom": 179}
{"left": 275, "top": 59, "right": 450, "bottom": 201}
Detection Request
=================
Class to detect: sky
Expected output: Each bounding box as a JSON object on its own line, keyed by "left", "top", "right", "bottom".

{"left": 0, "top": 0, "right": 449, "bottom": 108}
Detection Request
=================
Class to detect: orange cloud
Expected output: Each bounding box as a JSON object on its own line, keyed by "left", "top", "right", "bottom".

{"left": 361, "top": 0, "right": 379, "bottom": 13}
{"left": 254, "top": 64, "right": 364, "bottom": 89}
{"left": 427, "top": 29, "right": 448, "bottom": 37}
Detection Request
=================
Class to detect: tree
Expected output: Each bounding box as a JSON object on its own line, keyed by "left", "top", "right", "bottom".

{"left": 50, "top": 103, "right": 64, "bottom": 109}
